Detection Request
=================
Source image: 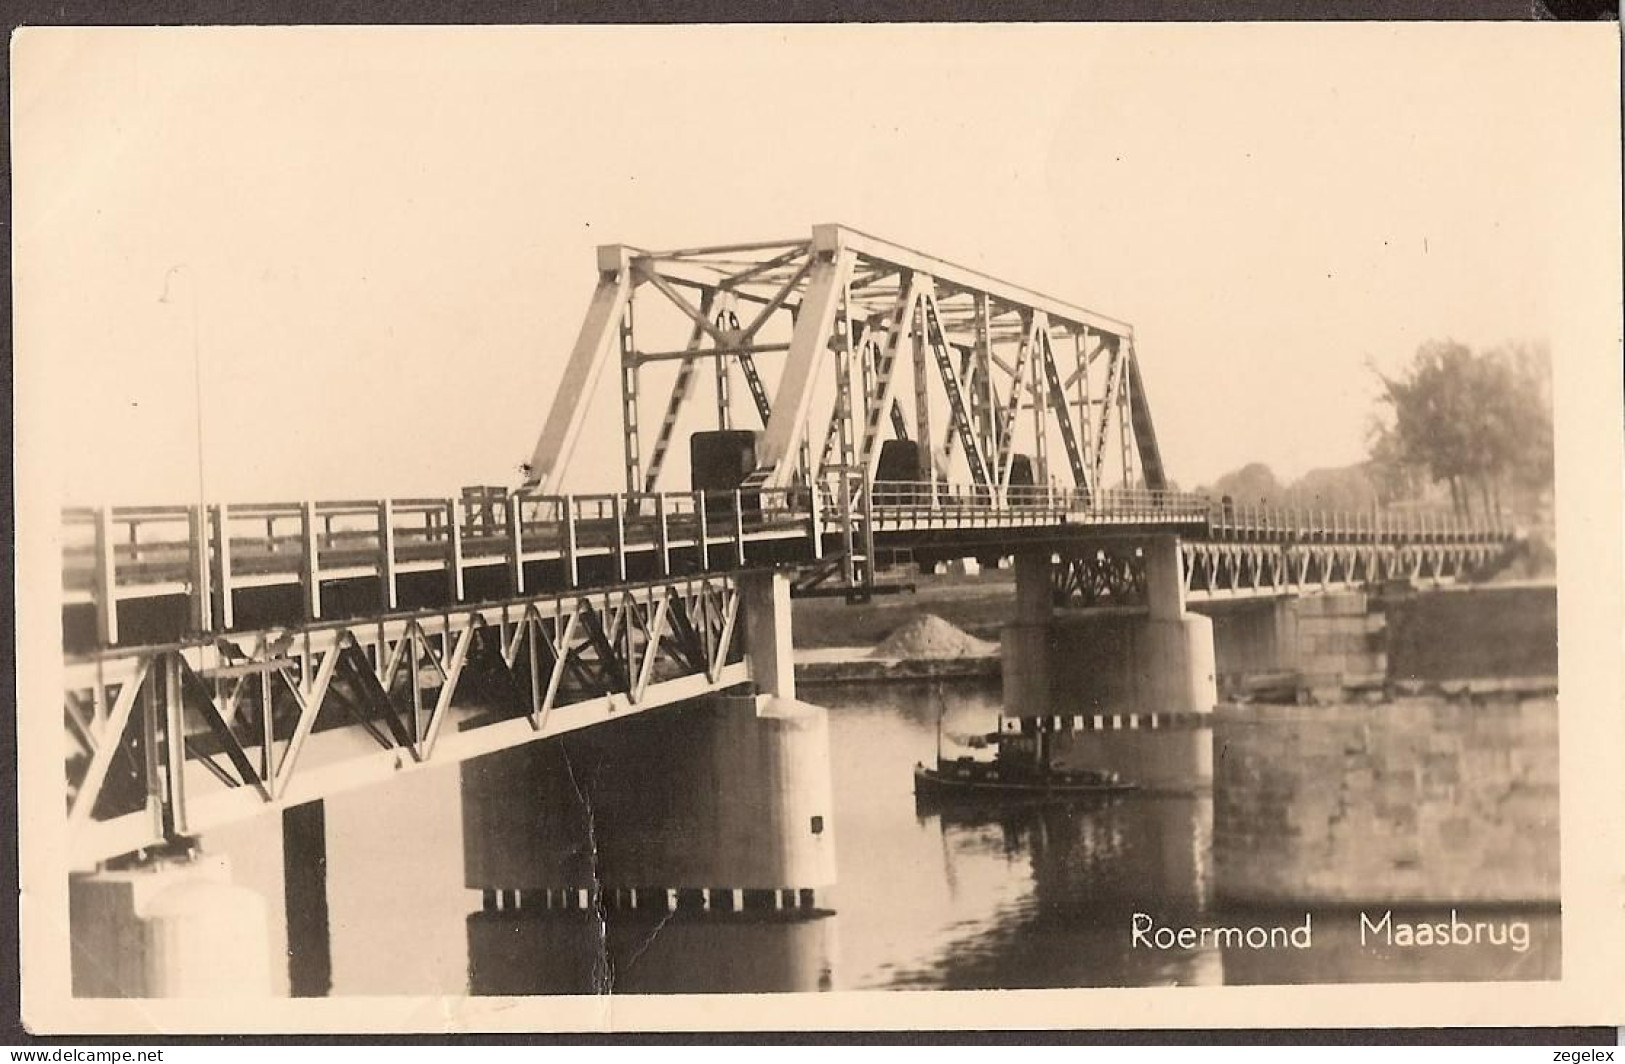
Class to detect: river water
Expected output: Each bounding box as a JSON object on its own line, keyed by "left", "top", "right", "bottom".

{"left": 210, "top": 678, "right": 1559, "bottom": 996}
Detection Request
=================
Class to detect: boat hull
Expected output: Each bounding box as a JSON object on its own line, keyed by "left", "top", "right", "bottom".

{"left": 912, "top": 762, "right": 1137, "bottom": 798}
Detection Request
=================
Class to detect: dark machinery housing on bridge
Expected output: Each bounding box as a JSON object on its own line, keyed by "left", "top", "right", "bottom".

{"left": 691, "top": 430, "right": 763, "bottom": 520}
{"left": 875, "top": 439, "right": 929, "bottom": 506}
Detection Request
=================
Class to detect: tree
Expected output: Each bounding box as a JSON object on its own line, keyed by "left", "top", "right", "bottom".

{"left": 1368, "top": 340, "right": 1553, "bottom": 519}
{"left": 1206, "top": 462, "right": 1284, "bottom": 505}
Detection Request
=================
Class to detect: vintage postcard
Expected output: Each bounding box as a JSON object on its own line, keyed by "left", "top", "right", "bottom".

{"left": 11, "top": 21, "right": 1624, "bottom": 1034}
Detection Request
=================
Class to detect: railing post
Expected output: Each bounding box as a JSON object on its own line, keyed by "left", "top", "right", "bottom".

{"left": 188, "top": 505, "right": 212, "bottom": 634}
{"left": 93, "top": 508, "right": 119, "bottom": 645}
{"left": 508, "top": 494, "right": 526, "bottom": 595}
{"left": 809, "top": 485, "right": 824, "bottom": 561}
{"left": 694, "top": 490, "right": 710, "bottom": 571}
{"left": 378, "top": 499, "right": 398, "bottom": 611}
{"left": 655, "top": 493, "right": 671, "bottom": 576}
{"left": 444, "top": 498, "right": 465, "bottom": 602}
{"left": 300, "top": 501, "right": 322, "bottom": 621}
{"left": 612, "top": 494, "right": 628, "bottom": 583}
{"left": 163, "top": 651, "right": 189, "bottom": 837}
{"left": 732, "top": 489, "right": 746, "bottom": 567}
{"left": 212, "top": 503, "right": 234, "bottom": 630}
{"left": 140, "top": 661, "right": 164, "bottom": 838}
{"left": 562, "top": 495, "right": 579, "bottom": 587}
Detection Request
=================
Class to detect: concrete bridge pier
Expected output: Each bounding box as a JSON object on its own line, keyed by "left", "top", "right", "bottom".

{"left": 1000, "top": 538, "right": 1217, "bottom": 791}
{"left": 282, "top": 801, "right": 333, "bottom": 997}
{"left": 460, "top": 570, "right": 837, "bottom": 990}
{"left": 69, "top": 800, "right": 333, "bottom": 1000}
{"left": 68, "top": 848, "right": 273, "bottom": 998}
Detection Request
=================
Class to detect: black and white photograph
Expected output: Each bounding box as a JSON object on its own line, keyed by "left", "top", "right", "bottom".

{"left": 11, "top": 20, "right": 1623, "bottom": 1033}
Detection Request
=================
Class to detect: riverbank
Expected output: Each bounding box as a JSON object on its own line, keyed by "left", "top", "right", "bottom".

{"left": 791, "top": 571, "right": 1014, "bottom": 649}
{"left": 794, "top": 646, "right": 1000, "bottom": 686}
{"left": 795, "top": 610, "right": 1001, "bottom": 686}
{"left": 792, "top": 574, "right": 1558, "bottom": 696}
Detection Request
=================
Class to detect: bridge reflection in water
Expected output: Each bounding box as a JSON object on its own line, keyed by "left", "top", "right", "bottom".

{"left": 200, "top": 679, "right": 1555, "bottom": 995}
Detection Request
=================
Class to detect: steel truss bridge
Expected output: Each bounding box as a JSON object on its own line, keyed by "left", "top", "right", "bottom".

{"left": 59, "top": 225, "right": 1516, "bottom": 867}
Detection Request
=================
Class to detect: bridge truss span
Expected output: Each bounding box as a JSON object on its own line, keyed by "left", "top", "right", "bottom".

{"left": 522, "top": 224, "right": 1176, "bottom": 594}
{"left": 1047, "top": 536, "right": 1513, "bottom": 610}
{"left": 62, "top": 574, "right": 751, "bottom": 868}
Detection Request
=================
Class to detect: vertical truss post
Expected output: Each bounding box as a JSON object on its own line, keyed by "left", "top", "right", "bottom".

{"left": 507, "top": 494, "right": 526, "bottom": 595}
{"left": 715, "top": 294, "right": 734, "bottom": 430}
{"left": 859, "top": 329, "right": 877, "bottom": 436}
{"left": 377, "top": 499, "right": 398, "bottom": 611}
{"left": 655, "top": 493, "right": 671, "bottom": 576}
{"left": 729, "top": 308, "right": 776, "bottom": 429}
{"left": 835, "top": 303, "right": 858, "bottom": 481}
{"left": 910, "top": 286, "right": 938, "bottom": 506}
{"left": 1028, "top": 313, "right": 1050, "bottom": 492}
{"left": 300, "top": 501, "right": 322, "bottom": 621}
{"left": 996, "top": 315, "right": 1033, "bottom": 496}
{"left": 808, "top": 479, "right": 824, "bottom": 560}
{"left": 618, "top": 297, "right": 641, "bottom": 494}
{"left": 1119, "top": 349, "right": 1134, "bottom": 489}
{"left": 642, "top": 288, "right": 715, "bottom": 493}
{"left": 187, "top": 505, "right": 212, "bottom": 634}
{"left": 786, "top": 302, "right": 812, "bottom": 493}
{"left": 974, "top": 294, "right": 997, "bottom": 472}
{"left": 444, "top": 498, "right": 465, "bottom": 602}
{"left": 561, "top": 496, "right": 579, "bottom": 587}
{"left": 141, "top": 658, "right": 164, "bottom": 839}
{"left": 694, "top": 490, "right": 711, "bottom": 570}
{"left": 833, "top": 287, "right": 859, "bottom": 581}
{"left": 1093, "top": 339, "right": 1125, "bottom": 492}
{"left": 859, "top": 468, "right": 877, "bottom": 594}
{"left": 259, "top": 666, "right": 275, "bottom": 783}
{"left": 860, "top": 271, "right": 924, "bottom": 482}
{"left": 162, "top": 652, "right": 188, "bottom": 837}
{"left": 211, "top": 503, "right": 235, "bottom": 630}
{"left": 408, "top": 629, "right": 423, "bottom": 751}
{"left": 612, "top": 494, "right": 628, "bottom": 583}
{"left": 93, "top": 507, "right": 118, "bottom": 645}
{"left": 1076, "top": 330, "right": 1093, "bottom": 491}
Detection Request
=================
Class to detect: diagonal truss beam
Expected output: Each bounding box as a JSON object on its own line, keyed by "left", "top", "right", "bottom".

{"left": 523, "top": 257, "right": 634, "bottom": 493}
{"left": 750, "top": 240, "right": 856, "bottom": 490}
{"left": 1035, "top": 316, "right": 1089, "bottom": 492}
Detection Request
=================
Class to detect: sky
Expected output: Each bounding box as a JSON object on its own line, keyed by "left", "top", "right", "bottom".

{"left": 12, "top": 23, "right": 1612, "bottom": 505}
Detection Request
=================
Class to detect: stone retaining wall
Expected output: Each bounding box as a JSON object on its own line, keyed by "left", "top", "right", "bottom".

{"left": 1384, "top": 583, "right": 1558, "bottom": 682}
{"left": 1213, "top": 697, "right": 1559, "bottom": 904}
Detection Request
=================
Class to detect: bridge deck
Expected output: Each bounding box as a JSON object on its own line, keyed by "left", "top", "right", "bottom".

{"left": 56, "top": 484, "right": 1515, "bottom": 866}
{"left": 61, "top": 485, "right": 1514, "bottom": 652}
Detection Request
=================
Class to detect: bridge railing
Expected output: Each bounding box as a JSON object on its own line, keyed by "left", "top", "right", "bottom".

{"left": 61, "top": 486, "right": 820, "bottom": 646}
{"left": 820, "top": 479, "right": 1215, "bottom": 525}
{"left": 62, "top": 481, "right": 1516, "bottom": 648}
{"left": 1205, "top": 499, "right": 1513, "bottom": 544}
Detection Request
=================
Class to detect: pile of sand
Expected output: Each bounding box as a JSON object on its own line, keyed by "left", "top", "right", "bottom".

{"left": 870, "top": 614, "right": 997, "bottom": 659}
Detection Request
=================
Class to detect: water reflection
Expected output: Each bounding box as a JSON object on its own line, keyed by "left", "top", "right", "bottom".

{"left": 209, "top": 677, "right": 1557, "bottom": 995}
{"left": 890, "top": 792, "right": 1220, "bottom": 989}
{"left": 467, "top": 909, "right": 835, "bottom": 995}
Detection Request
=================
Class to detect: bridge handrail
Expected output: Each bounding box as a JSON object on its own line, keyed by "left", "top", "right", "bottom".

{"left": 1205, "top": 498, "right": 1510, "bottom": 540}
{"left": 60, "top": 481, "right": 1515, "bottom": 648}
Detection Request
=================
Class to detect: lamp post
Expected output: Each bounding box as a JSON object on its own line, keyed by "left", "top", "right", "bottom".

{"left": 159, "top": 264, "right": 205, "bottom": 514}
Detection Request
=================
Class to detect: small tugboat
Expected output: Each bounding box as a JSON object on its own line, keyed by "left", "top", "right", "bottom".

{"left": 912, "top": 755, "right": 1136, "bottom": 797}
{"left": 911, "top": 694, "right": 1137, "bottom": 798}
